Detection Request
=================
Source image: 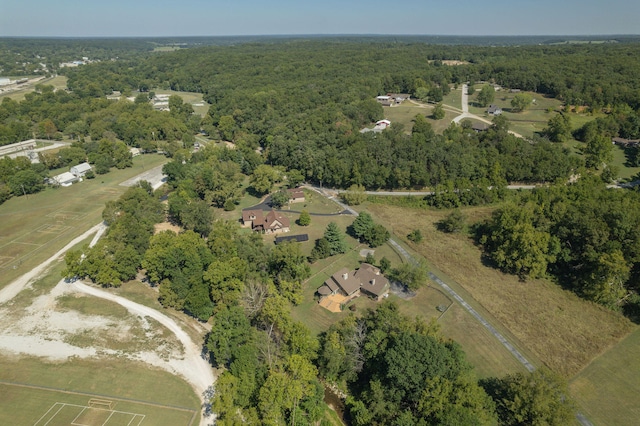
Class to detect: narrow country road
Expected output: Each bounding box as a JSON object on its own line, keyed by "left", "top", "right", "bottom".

{"left": 452, "top": 84, "right": 525, "bottom": 139}
{"left": 70, "top": 280, "right": 214, "bottom": 426}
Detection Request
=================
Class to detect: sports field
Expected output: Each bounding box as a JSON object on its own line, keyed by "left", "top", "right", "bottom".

{"left": 0, "top": 381, "right": 197, "bottom": 426}
{"left": 0, "top": 154, "right": 168, "bottom": 289}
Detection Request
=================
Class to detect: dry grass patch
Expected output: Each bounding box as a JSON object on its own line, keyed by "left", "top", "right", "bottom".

{"left": 569, "top": 326, "right": 640, "bottom": 426}
{"left": 367, "top": 203, "right": 634, "bottom": 377}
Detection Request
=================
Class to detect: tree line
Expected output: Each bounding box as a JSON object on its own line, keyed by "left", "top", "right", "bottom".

{"left": 477, "top": 175, "right": 640, "bottom": 320}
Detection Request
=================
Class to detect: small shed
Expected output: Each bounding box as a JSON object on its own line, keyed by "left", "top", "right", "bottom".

{"left": 487, "top": 105, "right": 502, "bottom": 115}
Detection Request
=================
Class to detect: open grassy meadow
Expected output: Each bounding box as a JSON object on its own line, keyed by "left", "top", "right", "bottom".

{"left": 366, "top": 202, "right": 634, "bottom": 378}
{"left": 383, "top": 102, "right": 458, "bottom": 135}
{"left": 442, "top": 86, "right": 463, "bottom": 111}
{"left": 569, "top": 326, "right": 640, "bottom": 426}
{"left": 0, "top": 154, "right": 168, "bottom": 289}
{"left": 0, "top": 356, "right": 200, "bottom": 426}
{"left": 152, "top": 89, "right": 210, "bottom": 117}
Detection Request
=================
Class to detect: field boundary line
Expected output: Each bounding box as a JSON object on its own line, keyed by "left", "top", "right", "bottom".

{"left": 0, "top": 380, "right": 198, "bottom": 414}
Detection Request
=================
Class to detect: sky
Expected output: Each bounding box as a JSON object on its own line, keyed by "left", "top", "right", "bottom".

{"left": 1, "top": 0, "right": 639, "bottom": 37}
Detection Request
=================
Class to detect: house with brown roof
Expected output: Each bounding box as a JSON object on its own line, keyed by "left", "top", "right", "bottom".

{"left": 287, "top": 187, "right": 305, "bottom": 203}
{"left": 317, "top": 263, "right": 390, "bottom": 301}
{"left": 242, "top": 209, "right": 290, "bottom": 234}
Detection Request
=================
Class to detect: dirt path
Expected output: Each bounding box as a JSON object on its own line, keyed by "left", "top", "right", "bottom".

{"left": 0, "top": 222, "right": 106, "bottom": 305}
{"left": 70, "top": 280, "right": 214, "bottom": 426}
{"left": 0, "top": 184, "right": 214, "bottom": 425}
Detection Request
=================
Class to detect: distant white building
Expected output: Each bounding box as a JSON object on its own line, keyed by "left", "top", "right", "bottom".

{"left": 53, "top": 172, "right": 78, "bottom": 187}
{"left": 70, "top": 162, "right": 92, "bottom": 177}
{"left": 360, "top": 119, "right": 391, "bottom": 134}
{"left": 0, "top": 78, "right": 11, "bottom": 86}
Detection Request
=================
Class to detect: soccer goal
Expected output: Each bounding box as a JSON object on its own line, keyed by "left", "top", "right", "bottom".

{"left": 88, "top": 398, "right": 114, "bottom": 410}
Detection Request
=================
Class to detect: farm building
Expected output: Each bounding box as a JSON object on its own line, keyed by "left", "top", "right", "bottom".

{"left": 70, "top": 162, "right": 92, "bottom": 177}
{"left": 53, "top": 172, "right": 78, "bottom": 187}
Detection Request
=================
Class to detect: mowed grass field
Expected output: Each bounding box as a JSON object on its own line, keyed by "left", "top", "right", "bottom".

{"left": 365, "top": 202, "right": 634, "bottom": 378}
{"left": 152, "top": 89, "right": 210, "bottom": 117}
{"left": 0, "top": 154, "right": 168, "bottom": 289}
{"left": 383, "top": 102, "right": 459, "bottom": 135}
{"left": 0, "top": 75, "right": 68, "bottom": 102}
{"left": 569, "top": 326, "right": 640, "bottom": 426}
{"left": 0, "top": 356, "right": 199, "bottom": 426}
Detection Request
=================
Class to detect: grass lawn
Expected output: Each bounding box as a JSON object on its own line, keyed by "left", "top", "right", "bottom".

{"left": 0, "top": 154, "right": 168, "bottom": 289}
{"left": 468, "top": 91, "right": 562, "bottom": 137}
{"left": 152, "top": 89, "right": 209, "bottom": 117}
{"left": 569, "top": 326, "right": 640, "bottom": 426}
{"left": 0, "top": 76, "right": 68, "bottom": 102}
{"left": 365, "top": 202, "right": 634, "bottom": 378}
{"left": 383, "top": 102, "right": 457, "bottom": 135}
{"left": 0, "top": 356, "right": 199, "bottom": 426}
{"left": 611, "top": 145, "right": 640, "bottom": 181}
{"left": 442, "top": 86, "right": 463, "bottom": 111}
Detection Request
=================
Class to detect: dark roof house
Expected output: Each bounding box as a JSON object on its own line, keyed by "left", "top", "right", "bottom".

{"left": 487, "top": 104, "right": 502, "bottom": 115}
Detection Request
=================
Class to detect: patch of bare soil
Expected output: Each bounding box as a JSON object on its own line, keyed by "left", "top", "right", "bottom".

{"left": 154, "top": 221, "right": 182, "bottom": 234}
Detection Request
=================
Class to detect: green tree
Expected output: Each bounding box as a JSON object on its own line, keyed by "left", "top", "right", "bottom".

{"left": 342, "top": 184, "right": 367, "bottom": 205}
{"left": 407, "top": 229, "right": 423, "bottom": 243}
{"left": 207, "top": 305, "right": 253, "bottom": 367}
{"left": 366, "top": 224, "right": 390, "bottom": 248}
{"left": 270, "top": 189, "right": 290, "bottom": 208}
{"left": 544, "top": 113, "right": 572, "bottom": 142}
{"left": 437, "top": 209, "right": 467, "bottom": 233}
{"left": 432, "top": 103, "right": 445, "bottom": 120}
{"left": 250, "top": 164, "right": 281, "bottom": 195}
{"left": 379, "top": 257, "right": 391, "bottom": 273}
{"left": 481, "top": 203, "right": 558, "bottom": 280}
{"left": 412, "top": 114, "right": 434, "bottom": 137}
{"left": 351, "top": 212, "right": 375, "bottom": 241}
{"left": 8, "top": 169, "right": 43, "bottom": 195}
{"left": 583, "top": 134, "right": 613, "bottom": 169}
{"left": 309, "top": 237, "right": 331, "bottom": 262}
{"left": 477, "top": 85, "right": 495, "bottom": 107}
{"left": 324, "top": 222, "right": 348, "bottom": 256}
{"left": 389, "top": 262, "right": 428, "bottom": 291}
{"left": 485, "top": 369, "right": 575, "bottom": 426}
{"left": 180, "top": 198, "right": 215, "bottom": 237}
{"left": 218, "top": 115, "right": 236, "bottom": 141}
{"left": 510, "top": 93, "right": 533, "bottom": 112}
{"left": 297, "top": 209, "right": 311, "bottom": 226}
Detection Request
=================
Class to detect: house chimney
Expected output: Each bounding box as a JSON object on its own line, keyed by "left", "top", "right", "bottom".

{"left": 342, "top": 272, "right": 348, "bottom": 280}
{"left": 376, "top": 270, "right": 380, "bottom": 275}
{"left": 371, "top": 279, "right": 376, "bottom": 285}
